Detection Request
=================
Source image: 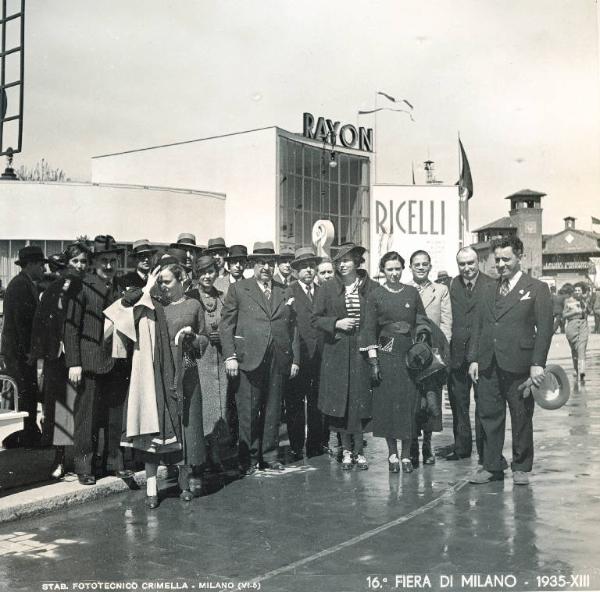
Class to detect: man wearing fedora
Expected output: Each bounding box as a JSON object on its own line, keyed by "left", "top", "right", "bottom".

{"left": 206, "top": 237, "right": 230, "bottom": 293}
{"left": 118, "top": 239, "right": 156, "bottom": 291}
{"left": 273, "top": 246, "right": 295, "bottom": 286}
{"left": 1, "top": 246, "right": 48, "bottom": 437}
{"left": 286, "top": 247, "right": 329, "bottom": 458}
{"left": 468, "top": 236, "right": 553, "bottom": 485}
{"left": 446, "top": 246, "right": 495, "bottom": 462}
{"left": 220, "top": 244, "right": 248, "bottom": 294}
{"left": 220, "top": 241, "right": 300, "bottom": 475}
{"left": 170, "top": 233, "right": 204, "bottom": 286}
{"left": 64, "top": 235, "right": 132, "bottom": 485}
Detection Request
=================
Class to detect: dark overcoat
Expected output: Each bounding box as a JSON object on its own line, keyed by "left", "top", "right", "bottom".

{"left": 312, "top": 271, "right": 378, "bottom": 420}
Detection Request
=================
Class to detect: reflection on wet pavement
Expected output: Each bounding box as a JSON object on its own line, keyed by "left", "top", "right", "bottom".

{"left": 0, "top": 336, "right": 598, "bottom": 592}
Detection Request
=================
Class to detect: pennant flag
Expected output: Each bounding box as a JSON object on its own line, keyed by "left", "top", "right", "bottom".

{"left": 358, "top": 107, "right": 415, "bottom": 121}
{"left": 592, "top": 216, "right": 600, "bottom": 225}
{"left": 458, "top": 138, "right": 473, "bottom": 200}
{"left": 377, "top": 91, "right": 414, "bottom": 110}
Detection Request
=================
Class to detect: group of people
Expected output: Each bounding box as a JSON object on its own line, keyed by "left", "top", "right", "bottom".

{"left": 0, "top": 231, "right": 556, "bottom": 508}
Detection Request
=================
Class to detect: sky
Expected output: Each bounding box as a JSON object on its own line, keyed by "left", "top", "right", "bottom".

{"left": 11, "top": 0, "right": 600, "bottom": 235}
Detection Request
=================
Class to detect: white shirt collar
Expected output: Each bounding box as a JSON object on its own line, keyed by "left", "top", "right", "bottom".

{"left": 463, "top": 272, "right": 479, "bottom": 288}
{"left": 502, "top": 270, "right": 522, "bottom": 293}
{"left": 257, "top": 279, "right": 272, "bottom": 292}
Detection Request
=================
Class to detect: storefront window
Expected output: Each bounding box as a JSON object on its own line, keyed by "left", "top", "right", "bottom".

{"left": 278, "top": 135, "right": 370, "bottom": 250}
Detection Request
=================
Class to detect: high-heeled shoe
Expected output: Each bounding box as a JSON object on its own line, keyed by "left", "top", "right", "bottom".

{"left": 180, "top": 489, "right": 193, "bottom": 502}
{"left": 145, "top": 495, "right": 159, "bottom": 509}
{"left": 388, "top": 455, "right": 400, "bottom": 473}
{"left": 401, "top": 458, "right": 414, "bottom": 473}
{"left": 355, "top": 454, "right": 369, "bottom": 470}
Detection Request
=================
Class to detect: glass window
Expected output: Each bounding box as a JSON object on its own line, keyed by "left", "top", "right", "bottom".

{"left": 340, "top": 186, "right": 350, "bottom": 216}
{"left": 349, "top": 159, "right": 360, "bottom": 185}
{"left": 339, "top": 154, "right": 349, "bottom": 184}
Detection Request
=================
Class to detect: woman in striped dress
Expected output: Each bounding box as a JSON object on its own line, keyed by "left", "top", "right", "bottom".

{"left": 312, "top": 242, "right": 379, "bottom": 470}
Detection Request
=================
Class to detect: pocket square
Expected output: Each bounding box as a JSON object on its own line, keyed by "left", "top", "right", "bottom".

{"left": 520, "top": 291, "right": 531, "bottom": 301}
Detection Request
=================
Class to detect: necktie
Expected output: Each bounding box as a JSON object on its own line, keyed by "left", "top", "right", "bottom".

{"left": 466, "top": 281, "right": 473, "bottom": 293}
{"left": 306, "top": 286, "right": 313, "bottom": 301}
{"left": 263, "top": 282, "right": 271, "bottom": 301}
{"left": 499, "top": 279, "right": 510, "bottom": 297}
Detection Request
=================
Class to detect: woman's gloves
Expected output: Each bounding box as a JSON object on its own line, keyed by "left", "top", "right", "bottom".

{"left": 368, "top": 356, "right": 382, "bottom": 386}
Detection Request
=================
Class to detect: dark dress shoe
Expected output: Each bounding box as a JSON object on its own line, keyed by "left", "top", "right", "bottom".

{"left": 423, "top": 454, "right": 436, "bottom": 465}
{"left": 289, "top": 449, "right": 304, "bottom": 461}
{"left": 445, "top": 452, "right": 470, "bottom": 461}
{"left": 240, "top": 463, "right": 259, "bottom": 477}
{"left": 114, "top": 469, "right": 136, "bottom": 479}
{"left": 77, "top": 474, "right": 96, "bottom": 486}
{"left": 410, "top": 455, "right": 420, "bottom": 468}
{"left": 401, "top": 459, "right": 414, "bottom": 473}
{"left": 145, "top": 495, "right": 160, "bottom": 509}
{"left": 262, "top": 460, "right": 285, "bottom": 471}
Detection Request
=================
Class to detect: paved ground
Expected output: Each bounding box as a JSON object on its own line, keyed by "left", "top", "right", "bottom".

{"left": 0, "top": 335, "right": 599, "bottom": 592}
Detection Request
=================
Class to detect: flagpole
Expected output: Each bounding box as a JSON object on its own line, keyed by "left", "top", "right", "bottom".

{"left": 373, "top": 91, "right": 378, "bottom": 185}
{"left": 458, "top": 131, "right": 464, "bottom": 249}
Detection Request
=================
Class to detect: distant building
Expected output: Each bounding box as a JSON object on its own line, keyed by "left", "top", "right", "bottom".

{"left": 471, "top": 189, "right": 544, "bottom": 278}
{"left": 542, "top": 216, "right": 599, "bottom": 288}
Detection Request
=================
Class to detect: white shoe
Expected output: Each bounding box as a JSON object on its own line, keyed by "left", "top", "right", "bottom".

{"left": 341, "top": 450, "right": 353, "bottom": 470}
{"left": 355, "top": 454, "right": 369, "bottom": 470}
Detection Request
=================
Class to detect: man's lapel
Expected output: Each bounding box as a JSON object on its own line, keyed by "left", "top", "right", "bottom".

{"left": 495, "top": 274, "right": 531, "bottom": 320}
{"left": 270, "top": 281, "right": 287, "bottom": 315}
{"left": 244, "top": 279, "right": 271, "bottom": 316}
{"left": 420, "top": 283, "right": 436, "bottom": 310}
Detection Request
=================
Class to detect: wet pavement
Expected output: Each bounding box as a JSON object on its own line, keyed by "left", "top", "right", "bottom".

{"left": 0, "top": 335, "right": 599, "bottom": 592}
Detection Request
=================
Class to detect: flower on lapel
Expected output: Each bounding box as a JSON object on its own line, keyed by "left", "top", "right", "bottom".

{"left": 405, "top": 303, "right": 410, "bottom": 308}
{"left": 520, "top": 291, "right": 532, "bottom": 301}
{"left": 286, "top": 297, "right": 295, "bottom": 306}
{"left": 519, "top": 289, "right": 524, "bottom": 295}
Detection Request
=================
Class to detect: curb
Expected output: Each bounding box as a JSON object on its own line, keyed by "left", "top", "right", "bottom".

{"left": 0, "top": 470, "right": 148, "bottom": 525}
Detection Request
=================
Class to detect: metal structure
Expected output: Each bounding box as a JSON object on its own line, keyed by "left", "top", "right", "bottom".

{"left": 0, "top": 0, "right": 25, "bottom": 156}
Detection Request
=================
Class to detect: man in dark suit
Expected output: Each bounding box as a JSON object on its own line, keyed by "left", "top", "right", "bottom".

{"left": 446, "top": 247, "right": 495, "bottom": 462}
{"left": 468, "top": 236, "right": 553, "bottom": 485}
{"left": 64, "top": 235, "right": 132, "bottom": 485}
{"left": 220, "top": 241, "right": 300, "bottom": 475}
{"left": 273, "top": 247, "right": 295, "bottom": 286}
{"left": 118, "top": 239, "right": 156, "bottom": 291}
{"left": 1, "top": 246, "right": 47, "bottom": 436}
{"left": 286, "top": 247, "right": 328, "bottom": 459}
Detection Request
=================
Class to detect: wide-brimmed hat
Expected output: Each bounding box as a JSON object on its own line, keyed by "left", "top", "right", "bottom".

{"left": 204, "top": 237, "right": 228, "bottom": 254}
{"left": 225, "top": 245, "right": 248, "bottom": 260}
{"left": 47, "top": 253, "right": 68, "bottom": 271}
{"left": 131, "top": 239, "right": 156, "bottom": 256}
{"left": 14, "top": 246, "right": 49, "bottom": 267}
{"left": 248, "top": 241, "right": 278, "bottom": 260}
{"left": 291, "top": 247, "right": 322, "bottom": 270}
{"left": 91, "top": 235, "right": 123, "bottom": 257}
{"left": 170, "top": 232, "right": 203, "bottom": 251}
{"left": 437, "top": 270, "right": 449, "bottom": 280}
{"left": 278, "top": 246, "right": 295, "bottom": 262}
{"left": 531, "top": 365, "right": 571, "bottom": 410}
{"left": 331, "top": 242, "right": 366, "bottom": 262}
{"left": 196, "top": 255, "right": 218, "bottom": 272}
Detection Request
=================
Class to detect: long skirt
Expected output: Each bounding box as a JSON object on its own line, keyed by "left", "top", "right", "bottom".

{"left": 372, "top": 348, "right": 419, "bottom": 440}
{"left": 42, "top": 355, "right": 76, "bottom": 446}
{"left": 565, "top": 318, "right": 589, "bottom": 373}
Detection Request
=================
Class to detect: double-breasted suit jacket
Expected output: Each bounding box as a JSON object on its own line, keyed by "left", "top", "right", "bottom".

{"left": 220, "top": 278, "right": 300, "bottom": 373}
{"left": 449, "top": 273, "right": 495, "bottom": 369}
{"left": 64, "top": 273, "right": 119, "bottom": 374}
{"left": 468, "top": 274, "right": 554, "bottom": 375}
{"left": 290, "top": 281, "right": 323, "bottom": 362}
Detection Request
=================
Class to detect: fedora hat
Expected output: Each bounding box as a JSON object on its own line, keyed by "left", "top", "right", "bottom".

{"left": 331, "top": 242, "right": 366, "bottom": 262}
{"left": 131, "top": 239, "right": 156, "bottom": 256}
{"left": 196, "top": 255, "right": 218, "bottom": 272}
{"left": 170, "top": 232, "right": 203, "bottom": 251}
{"left": 225, "top": 244, "right": 248, "bottom": 260}
{"left": 91, "top": 235, "right": 123, "bottom": 257}
{"left": 205, "top": 237, "right": 228, "bottom": 253}
{"left": 248, "top": 241, "right": 278, "bottom": 260}
{"left": 162, "top": 247, "right": 188, "bottom": 267}
{"left": 291, "top": 247, "right": 322, "bottom": 270}
{"left": 278, "top": 246, "right": 295, "bottom": 262}
{"left": 14, "top": 245, "right": 49, "bottom": 267}
{"left": 530, "top": 365, "right": 571, "bottom": 410}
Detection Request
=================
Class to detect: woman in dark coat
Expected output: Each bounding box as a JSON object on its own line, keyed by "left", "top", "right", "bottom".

{"left": 312, "top": 242, "right": 379, "bottom": 470}
{"left": 31, "top": 242, "right": 89, "bottom": 477}
{"left": 361, "top": 251, "right": 430, "bottom": 473}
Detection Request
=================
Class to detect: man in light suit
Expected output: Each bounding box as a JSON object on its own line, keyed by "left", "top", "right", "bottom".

{"left": 446, "top": 247, "right": 495, "bottom": 461}
{"left": 468, "top": 236, "right": 553, "bottom": 485}
{"left": 406, "top": 250, "right": 452, "bottom": 466}
{"left": 220, "top": 241, "right": 300, "bottom": 475}
{"left": 286, "top": 247, "right": 328, "bottom": 459}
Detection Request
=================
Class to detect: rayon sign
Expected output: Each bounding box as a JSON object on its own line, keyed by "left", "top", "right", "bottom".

{"left": 302, "top": 112, "right": 373, "bottom": 152}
